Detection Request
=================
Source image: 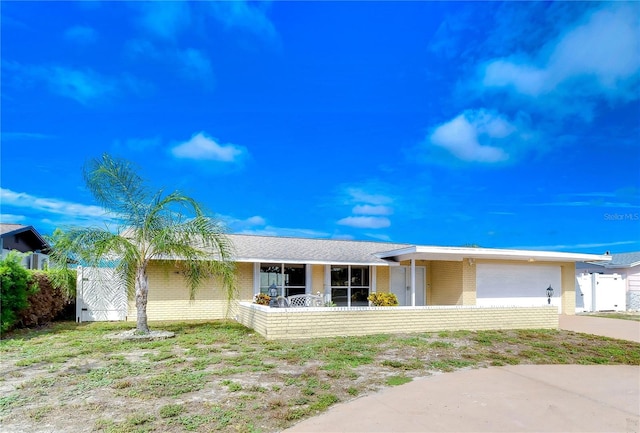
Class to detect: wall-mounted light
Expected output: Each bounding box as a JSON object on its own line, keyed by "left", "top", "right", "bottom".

{"left": 546, "top": 285, "right": 554, "bottom": 304}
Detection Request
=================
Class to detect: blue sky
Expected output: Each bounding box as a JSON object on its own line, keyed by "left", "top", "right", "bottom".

{"left": 2, "top": 1, "right": 639, "bottom": 253}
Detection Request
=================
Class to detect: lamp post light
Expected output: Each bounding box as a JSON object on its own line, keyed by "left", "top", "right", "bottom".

{"left": 268, "top": 284, "right": 279, "bottom": 308}
{"left": 546, "top": 285, "right": 554, "bottom": 305}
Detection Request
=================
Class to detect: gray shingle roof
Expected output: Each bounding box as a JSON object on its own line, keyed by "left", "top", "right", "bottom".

{"left": 0, "top": 223, "right": 28, "bottom": 236}
{"left": 228, "top": 234, "right": 410, "bottom": 265}
{"left": 587, "top": 251, "right": 640, "bottom": 268}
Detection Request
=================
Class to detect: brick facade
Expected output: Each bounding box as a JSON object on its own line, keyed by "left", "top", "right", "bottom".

{"left": 236, "top": 303, "right": 559, "bottom": 340}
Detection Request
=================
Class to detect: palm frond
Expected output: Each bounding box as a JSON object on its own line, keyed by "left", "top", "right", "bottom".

{"left": 83, "top": 154, "right": 147, "bottom": 227}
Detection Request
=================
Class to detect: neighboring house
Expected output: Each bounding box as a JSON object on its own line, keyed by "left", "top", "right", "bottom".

{"left": 576, "top": 252, "right": 640, "bottom": 312}
{"left": 78, "top": 234, "right": 609, "bottom": 338}
{"left": 0, "top": 224, "right": 50, "bottom": 270}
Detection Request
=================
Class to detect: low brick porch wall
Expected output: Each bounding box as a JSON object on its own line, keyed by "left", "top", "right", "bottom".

{"left": 236, "top": 303, "right": 558, "bottom": 340}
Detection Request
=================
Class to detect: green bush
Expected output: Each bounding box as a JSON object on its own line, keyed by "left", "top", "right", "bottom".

{"left": 367, "top": 292, "right": 399, "bottom": 306}
{"left": 18, "top": 271, "right": 75, "bottom": 328}
{"left": 1, "top": 252, "right": 36, "bottom": 333}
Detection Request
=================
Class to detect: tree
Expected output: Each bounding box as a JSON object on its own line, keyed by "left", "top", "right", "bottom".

{"left": 50, "top": 154, "right": 235, "bottom": 334}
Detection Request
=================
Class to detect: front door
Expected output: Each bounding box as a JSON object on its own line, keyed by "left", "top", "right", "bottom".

{"left": 391, "top": 266, "right": 426, "bottom": 306}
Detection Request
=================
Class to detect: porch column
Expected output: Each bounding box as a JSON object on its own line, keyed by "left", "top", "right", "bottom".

{"left": 410, "top": 258, "right": 416, "bottom": 306}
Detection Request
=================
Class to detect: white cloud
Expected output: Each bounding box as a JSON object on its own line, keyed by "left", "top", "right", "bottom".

{"left": 134, "top": 1, "right": 191, "bottom": 40}
{"left": 208, "top": 0, "right": 276, "bottom": 39}
{"left": 64, "top": 25, "right": 97, "bottom": 45}
{"left": 1, "top": 132, "right": 53, "bottom": 141}
{"left": 125, "top": 40, "right": 214, "bottom": 89}
{"left": 482, "top": 4, "right": 640, "bottom": 101}
{"left": 45, "top": 66, "right": 116, "bottom": 105}
{"left": 338, "top": 186, "right": 395, "bottom": 230}
{"left": 171, "top": 132, "right": 247, "bottom": 162}
{"left": 0, "top": 214, "right": 26, "bottom": 223}
{"left": 347, "top": 188, "right": 393, "bottom": 206}
{"left": 352, "top": 205, "right": 393, "bottom": 216}
{"left": 178, "top": 48, "right": 214, "bottom": 87}
{"left": 223, "top": 214, "right": 266, "bottom": 229}
{"left": 245, "top": 215, "right": 266, "bottom": 226}
{"left": 1, "top": 188, "right": 108, "bottom": 218}
{"left": 337, "top": 216, "right": 391, "bottom": 229}
{"left": 238, "top": 226, "right": 330, "bottom": 238}
{"left": 428, "top": 109, "right": 524, "bottom": 163}
{"left": 364, "top": 233, "right": 392, "bottom": 242}
{"left": 0, "top": 188, "right": 119, "bottom": 228}
{"left": 222, "top": 214, "right": 328, "bottom": 238}
{"left": 6, "top": 61, "right": 144, "bottom": 105}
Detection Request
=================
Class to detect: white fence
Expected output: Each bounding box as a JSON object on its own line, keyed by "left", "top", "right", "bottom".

{"left": 76, "top": 266, "right": 127, "bottom": 322}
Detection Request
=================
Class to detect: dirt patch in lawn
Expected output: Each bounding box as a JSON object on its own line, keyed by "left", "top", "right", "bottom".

{"left": 1, "top": 321, "right": 639, "bottom": 433}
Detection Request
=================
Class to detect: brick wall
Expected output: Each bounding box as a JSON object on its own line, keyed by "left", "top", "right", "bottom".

{"left": 311, "top": 265, "right": 324, "bottom": 294}
{"left": 127, "top": 261, "right": 253, "bottom": 321}
{"left": 236, "top": 262, "right": 254, "bottom": 299}
{"left": 236, "top": 303, "right": 558, "bottom": 340}
{"left": 376, "top": 266, "right": 390, "bottom": 292}
{"left": 462, "top": 260, "right": 477, "bottom": 305}
{"left": 430, "top": 261, "right": 463, "bottom": 305}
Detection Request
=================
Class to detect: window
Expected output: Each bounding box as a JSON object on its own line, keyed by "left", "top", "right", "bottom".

{"left": 259, "top": 263, "right": 307, "bottom": 297}
{"left": 331, "top": 265, "right": 370, "bottom": 307}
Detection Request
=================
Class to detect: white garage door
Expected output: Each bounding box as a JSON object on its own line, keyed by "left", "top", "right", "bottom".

{"left": 476, "top": 263, "right": 561, "bottom": 310}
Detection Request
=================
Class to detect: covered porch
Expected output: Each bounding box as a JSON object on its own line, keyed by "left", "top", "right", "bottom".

{"left": 235, "top": 302, "right": 559, "bottom": 340}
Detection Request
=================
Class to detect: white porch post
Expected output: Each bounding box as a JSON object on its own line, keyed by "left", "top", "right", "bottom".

{"left": 324, "top": 265, "right": 331, "bottom": 304}
{"left": 410, "top": 259, "right": 416, "bottom": 306}
{"left": 253, "top": 263, "right": 260, "bottom": 295}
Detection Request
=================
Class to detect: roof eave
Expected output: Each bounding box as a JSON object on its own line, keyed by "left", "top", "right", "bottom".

{"left": 377, "top": 246, "right": 612, "bottom": 263}
{"left": 234, "top": 257, "right": 400, "bottom": 266}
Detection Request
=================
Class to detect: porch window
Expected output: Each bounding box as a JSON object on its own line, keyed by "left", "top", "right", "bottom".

{"left": 259, "top": 263, "right": 306, "bottom": 297}
{"left": 331, "top": 265, "right": 370, "bottom": 307}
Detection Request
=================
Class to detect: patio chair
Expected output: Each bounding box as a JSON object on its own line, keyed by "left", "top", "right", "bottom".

{"left": 287, "top": 294, "right": 324, "bottom": 308}
{"left": 275, "top": 296, "right": 290, "bottom": 308}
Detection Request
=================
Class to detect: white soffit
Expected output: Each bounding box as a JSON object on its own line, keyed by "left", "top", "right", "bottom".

{"left": 376, "top": 246, "right": 613, "bottom": 263}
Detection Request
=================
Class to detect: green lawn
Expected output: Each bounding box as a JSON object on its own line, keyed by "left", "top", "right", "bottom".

{"left": 1, "top": 321, "right": 639, "bottom": 433}
{"left": 584, "top": 312, "right": 640, "bottom": 322}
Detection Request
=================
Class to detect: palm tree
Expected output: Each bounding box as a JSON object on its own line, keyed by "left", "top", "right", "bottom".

{"left": 50, "top": 154, "right": 235, "bottom": 334}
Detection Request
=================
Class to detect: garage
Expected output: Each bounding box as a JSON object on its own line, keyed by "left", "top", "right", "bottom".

{"left": 476, "top": 263, "right": 562, "bottom": 310}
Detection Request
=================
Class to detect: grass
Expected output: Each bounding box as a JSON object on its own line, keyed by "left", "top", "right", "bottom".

{"left": 585, "top": 312, "right": 640, "bottom": 322}
{"left": 1, "top": 320, "right": 639, "bottom": 433}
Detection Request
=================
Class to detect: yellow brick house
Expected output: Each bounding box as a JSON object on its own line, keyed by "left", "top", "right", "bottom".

{"left": 76, "top": 234, "right": 610, "bottom": 339}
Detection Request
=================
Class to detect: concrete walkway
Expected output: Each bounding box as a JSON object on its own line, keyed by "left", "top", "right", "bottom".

{"left": 284, "top": 365, "right": 640, "bottom": 433}
{"left": 559, "top": 314, "right": 640, "bottom": 342}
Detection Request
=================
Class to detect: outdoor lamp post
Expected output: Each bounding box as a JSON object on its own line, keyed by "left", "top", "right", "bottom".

{"left": 546, "top": 285, "right": 554, "bottom": 305}
{"left": 268, "top": 284, "right": 279, "bottom": 308}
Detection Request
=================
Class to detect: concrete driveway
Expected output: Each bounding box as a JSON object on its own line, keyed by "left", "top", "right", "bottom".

{"left": 285, "top": 316, "right": 640, "bottom": 433}
{"left": 559, "top": 314, "right": 640, "bottom": 342}
{"left": 284, "top": 365, "right": 639, "bottom": 433}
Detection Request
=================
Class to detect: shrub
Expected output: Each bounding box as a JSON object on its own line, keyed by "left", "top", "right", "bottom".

{"left": 1, "top": 252, "right": 36, "bottom": 333}
{"left": 367, "top": 292, "right": 399, "bottom": 306}
{"left": 18, "top": 271, "right": 74, "bottom": 328}
{"left": 254, "top": 293, "right": 270, "bottom": 305}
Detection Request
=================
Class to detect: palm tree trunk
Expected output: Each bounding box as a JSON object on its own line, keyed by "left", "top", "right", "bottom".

{"left": 135, "top": 266, "right": 150, "bottom": 334}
